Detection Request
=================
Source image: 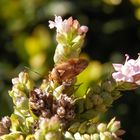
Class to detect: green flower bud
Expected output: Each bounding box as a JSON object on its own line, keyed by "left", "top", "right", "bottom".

{"left": 26, "top": 80, "right": 34, "bottom": 92}
{"left": 10, "top": 114, "right": 24, "bottom": 131}
{"left": 25, "top": 135, "right": 35, "bottom": 140}
{"left": 116, "top": 81, "right": 138, "bottom": 91}
{"left": 39, "top": 117, "right": 60, "bottom": 132}
{"left": 101, "top": 81, "right": 114, "bottom": 92}
{"left": 11, "top": 72, "right": 34, "bottom": 97}
{"left": 92, "top": 94, "right": 103, "bottom": 105}
{"left": 95, "top": 104, "right": 107, "bottom": 112}
{"left": 0, "top": 132, "right": 24, "bottom": 140}
{"left": 92, "top": 85, "right": 101, "bottom": 94}
{"left": 87, "top": 124, "right": 96, "bottom": 134}
{"left": 85, "top": 98, "right": 93, "bottom": 110}
{"left": 12, "top": 84, "right": 25, "bottom": 93}
{"left": 18, "top": 72, "right": 29, "bottom": 84}
{"left": 78, "top": 121, "right": 87, "bottom": 134}
{"left": 107, "top": 118, "right": 115, "bottom": 129}
{"left": 75, "top": 98, "right": 85, "bottom": 113}
{"left": 56, "top": 33, "right": 67, "bottom": 46}
{"left": 53, "top": 85, "right": 64, "bottom": 99}
{"left": 109, "top": 121, "right": 121, "bottom": 133}
{"left": 97, "top": 123, "right": 107, "bottom": 132}
{"left": 92, "top": 133, "right": 100, "bottom": 140}
{"left": 80, "top": 110, "right": 97, "bottom": 120}
{"left": 101, "top": 92, "right": 113, "bottom": 106}
{"left": 25, "top": 117, "right": 34, "bottom": 130}
{"left": 68, "top": 122, "right": 80, "bottom": 133}
{"left": 111, "top": 91, "right": 121, "bottom": 100}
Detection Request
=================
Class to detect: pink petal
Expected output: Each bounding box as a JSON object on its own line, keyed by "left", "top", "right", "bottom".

{"left": 54, "top": 16, "right": 63, "bottom": 24}
{"left": 48, "top": 21, "right": 55, "bottom": 29}
{"left": 112, "top": 72, "right": 124, "bottom": 81}
{"left": 112, "top": 64, "right": 123, "bottom": 71}
{"left": 78, "top": 26, "right": 88, "bottom": 34}
{"left": 73, "top": 20, "right": 80, "bottom": 29}
{"left": 67, "top": 17, "right": 73, "bottom": 26}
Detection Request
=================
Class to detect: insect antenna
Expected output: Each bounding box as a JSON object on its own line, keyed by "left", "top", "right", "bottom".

{"left": 24, "top": 66, "right": 42, "bottom": 76}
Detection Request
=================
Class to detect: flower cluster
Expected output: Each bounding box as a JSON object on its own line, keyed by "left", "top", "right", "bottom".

{"left": 0, "top": 16, "right": 139, "bottom": 140}
{"left": 49, "top": 15, "right": 88, "bottom": 64}
{"left": 67, "top": 118, "right": 125, "bottom": 140}
{"left": 49, "top": 15, "right": 88, "bottom": 35}
{"left": 112, "top": 54, "right": 140, "bottom": 88}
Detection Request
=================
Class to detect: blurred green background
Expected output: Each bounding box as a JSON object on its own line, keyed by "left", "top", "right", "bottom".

{"left": 0, "top": 0, "right": 140, "bottom": 139}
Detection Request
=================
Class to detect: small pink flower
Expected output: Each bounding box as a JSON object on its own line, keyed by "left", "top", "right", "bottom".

{"left": 78, "top": 25, "right": 88, "bottom": 35}
{"left": 112, "top": 54, "right": 140, "bottom": 85}
{"left": 48, "top": 15, "right": 88, "bottom": 35}
{"left": 48, "top": 15, "right": 64, "bottom": 32}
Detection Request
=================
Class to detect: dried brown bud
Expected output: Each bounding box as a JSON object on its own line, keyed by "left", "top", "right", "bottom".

{"left": 29, "top": 88, "right": 54, "bottom": 118}
{"left": 0, "top": 116, "right": 11, "bottom": 136}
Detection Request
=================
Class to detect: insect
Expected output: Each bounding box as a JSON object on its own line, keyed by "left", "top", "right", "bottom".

{"left": 49, "top": 58, "right": 88, "bottom": 84}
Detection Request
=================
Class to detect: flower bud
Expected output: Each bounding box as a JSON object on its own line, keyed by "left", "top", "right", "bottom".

{"left": 78, "top": 121, "right": 87, "bottom": 134}
{"left": 15, "top": 96, "right": 28, "bottom": 109}
{"left": 101, "top": 81, "right": 114, "bottom": 92}
{"left": 111, "top": 91, "right": 121, "bottom": 100}
{"left": 53, "top": 85, "right": 64, "bottom": 99}
{"left": 107, "top": 118, "right": 121, "bottom": 133}
{"left": 12, "top": 78, "right": 19, "bottom": 85}
{"left": 1, "top": 117, "right": 11, "bottom": 128}
{"left": 92, "top": 133, "right": 100, "bottom": 140}
{"left": 68, "top": 122, "right": 80, "bottom": 133}
{"left": 45, "top": 131, "right": 62, "bottom": 140}
{"left": 109, "top": 121, "right": 121, "bottom": 133}
{"left": 12, "top": 84, "right": 25, "bottom": 93}
{"left": 92, "top": 94, "right": 103, "bottom": 105}
{"left": 92, "top": 85, "right": 101, "bottom": 94}
{"left": 74, "top": 132, "right": 82, "bottom": 140}
{"left": 25, "top": 135, "right": 35, "bottom": 140}
{"left": 97, "top": 123, "right": 107, "bottom": 132}
{"left": 75, "top": 98, "right": 85, "bottom": 113}
{"left": 101, "top": 92, "right": 113, "bottom": 106}
{"left": 0, "top": 133, "right": 24, "bottom": 140}
{"left": 87, "top": 124, "right": 96, "bottom": 134}
{"left": 85, "top": 98, "right": 93, "bottom": 110}
{"left": 80, "top": 110, "right": 97, "bottom": 120}
{"left": 18, "top": 72, "right": 29, "bottom": 84}
{"left": 82, "top": 134, "right": 90, "bottom": 140}
{"left": 95, "top": 104, "right": 107, "bottom": 112}
{"left": 100, "top": 132, "right": 112, "bottom": 140}
{"left": 78, "top": 26, "right": 88, "bottom": 35}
